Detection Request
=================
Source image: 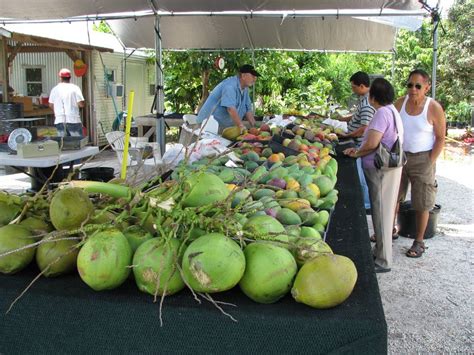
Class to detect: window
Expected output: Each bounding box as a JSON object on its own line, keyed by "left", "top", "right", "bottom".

{"left": 25, "top": 67, "right": 43, "bottom": 96}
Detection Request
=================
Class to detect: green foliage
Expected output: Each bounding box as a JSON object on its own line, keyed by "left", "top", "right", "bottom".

{"left": 143, "top": 0, "right": 472, "bottom": 119}
{"left": 393, "top": 22, "right": 434, "bottom": 97}
{"left": 438, "top": 0, "right": 473, "bottom": 120}
{"left": 446, "top": 101, "right": 472, "bottom": 123}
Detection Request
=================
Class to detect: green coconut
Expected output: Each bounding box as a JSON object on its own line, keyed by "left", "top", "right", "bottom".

{"left": 182, "top": 172, "right": 229, "bottom": 207}
{"left": 291, "top": 253, "right": 358, "bottom": 309}
{"left": 0, "top": 201, "right": 21, "bottom": 226}
{"left": 182, "top": 233, "right": 245, "bottom": 293}
{"left": 20, "top": 216, "right": 52, "bottom": 235}
{"left": 239, "top": 242, "right": 297, "bottom": 303}
{"left": 50, "top": 188, "right": 94, "bottom": 231}
{"left": 36, "top": 236, "right": 80, "bottom": 277}
{"left": 294, "top": 238, "right": 333, "bottom": 267}
{"left": 77, "top": 229, "right": 132, "bottom": 291}
{"left": 122, "top": 225, "right": 154, "bottom": 253}
{"left": 133, "top": 238, "right": 185, "bottom": 296}
{"left": 0, "top": 224, "right": 35, "bottom": 274}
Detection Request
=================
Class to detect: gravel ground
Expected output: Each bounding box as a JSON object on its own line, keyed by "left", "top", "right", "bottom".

{"left": 367, "top": 150, "right": 473, "bottom": 353}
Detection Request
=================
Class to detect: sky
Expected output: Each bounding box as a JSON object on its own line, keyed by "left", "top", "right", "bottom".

{"left": 437, "top": 0, "right": 455, "bottom": 17}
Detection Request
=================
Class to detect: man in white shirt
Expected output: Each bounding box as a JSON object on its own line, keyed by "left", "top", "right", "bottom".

{"left": 49, "top": 68, "right": 85, "bottom": 137}
{"left": 395, "top": 69, "right": 446, "bottom": 258}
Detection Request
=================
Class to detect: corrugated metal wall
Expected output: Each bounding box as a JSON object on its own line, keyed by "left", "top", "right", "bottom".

{"left": 10, "top": 52, "right": 82, "bottom": 96}
{"left": 92, "top": 51, "right": 155, "bottom": 146}
{"left": 92, "top": 51, "right": 123, "bottom": 146}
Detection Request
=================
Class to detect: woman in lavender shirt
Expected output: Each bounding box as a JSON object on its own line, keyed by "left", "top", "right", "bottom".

{"left": 344, "top": 78, "right": 404, "bottom": 273}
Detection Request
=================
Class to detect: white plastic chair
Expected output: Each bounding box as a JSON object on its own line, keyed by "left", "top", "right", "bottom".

{"left": 183, "top": 114, "right": 198, "bottom": 125}
{"left": 200, "top": 115, "right": 219, "bottom": 134}
{"left": 106, "top": 131, "right": 143, "bottom": 167}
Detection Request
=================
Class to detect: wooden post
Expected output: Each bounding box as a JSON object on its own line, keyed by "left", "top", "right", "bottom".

{"left": 0, "top": 36, "right": 9, "bottom": 103}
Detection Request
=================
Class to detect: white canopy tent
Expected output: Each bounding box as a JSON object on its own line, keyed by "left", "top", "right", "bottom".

{"left": 0, "top": 1, "right": 424, "bottom": 20}
{"left": 0, "top": 0, "right": 433, "bottom": 153}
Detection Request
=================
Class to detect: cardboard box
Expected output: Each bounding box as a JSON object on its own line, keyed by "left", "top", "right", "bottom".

{"left": 17, "top": 140, "right": 59, "bottom": 158}
{"left": 11, "top": 96, "right": 33, "bottom": 112}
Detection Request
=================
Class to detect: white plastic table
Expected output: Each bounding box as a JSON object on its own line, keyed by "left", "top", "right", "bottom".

{"left": 0, "top": 146, "right": 99, "bottom": 191}
{"left": 0, "top": 146, "right": 99, "bottom": 168}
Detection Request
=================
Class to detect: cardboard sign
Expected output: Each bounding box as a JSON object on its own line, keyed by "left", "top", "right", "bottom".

{"left": 74, "top": 59, "right": 88, "bottom": 77}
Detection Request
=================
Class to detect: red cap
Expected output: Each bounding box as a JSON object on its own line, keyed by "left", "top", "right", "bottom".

{"left": 59, "top": 68, "right": 71, "bottom": 78}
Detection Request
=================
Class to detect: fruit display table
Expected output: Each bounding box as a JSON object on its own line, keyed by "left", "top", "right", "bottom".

{"left": 0, "top": 154, "right": 386, "bottom": 354}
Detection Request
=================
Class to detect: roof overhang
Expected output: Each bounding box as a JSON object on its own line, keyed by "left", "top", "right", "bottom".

{"left": 0, "top": 28, "right": 113, "bottom": 53}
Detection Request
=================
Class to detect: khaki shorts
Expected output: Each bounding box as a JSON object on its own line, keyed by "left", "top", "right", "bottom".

{"left": 398, "top": 150, "right": 437, "bottom": 211}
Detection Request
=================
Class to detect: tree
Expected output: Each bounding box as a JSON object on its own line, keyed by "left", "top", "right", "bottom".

{"left": 438, "top": 0, "right": 473, "bottom": 123}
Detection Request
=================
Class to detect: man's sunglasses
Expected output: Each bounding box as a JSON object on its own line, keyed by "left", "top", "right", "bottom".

{"left": 406, "top": 83, "right": 422, "bottom": 90}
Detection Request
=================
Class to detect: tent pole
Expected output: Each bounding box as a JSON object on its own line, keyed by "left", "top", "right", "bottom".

{"left": 154, "top": 14, "right": 166, "bottom": 156}
{"left": 251, "top": 50, "right": 256, "bottom": 113}
{"left": 391, "top": 49, "right": 396, "bottom": 82}
{"left": 431, "top": 14, "right": 439, "bottom": 100}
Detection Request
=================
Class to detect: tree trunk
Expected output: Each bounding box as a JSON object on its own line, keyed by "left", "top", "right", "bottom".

{"left": 196, "top": 69, "right": 210, "bottom": 113}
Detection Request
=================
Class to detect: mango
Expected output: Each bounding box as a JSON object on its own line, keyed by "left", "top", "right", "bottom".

{"left": 314, "top": 175, "right": 335, "bottom": 197}
{"left": 300, "top": 226, "right": 322, "bottom": 239}
{"left": 276, "top": 208, "right": 302, "bottom": 226}
{"left": 253, "top": 188, "right": 276, "bottom": 200}
{"left": 279, "top": 198, "right": 311, "bottom": 212}
{"left": 244, "top": 215, "right": 286, "bottom": 239}
{"left": 222, "top": 126, "right": 242, "bottom": 140}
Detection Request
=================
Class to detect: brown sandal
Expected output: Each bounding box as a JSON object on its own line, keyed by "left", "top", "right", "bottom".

{"left": 370, "top": 227, "right": 399, "bottom": 243}
{"left": 406, "top": 240, "right": 426, "bottom": 258}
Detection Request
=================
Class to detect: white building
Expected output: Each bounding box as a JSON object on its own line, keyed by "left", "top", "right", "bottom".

{"left": 0, "top": 23, "right": 155, "bottom": 146}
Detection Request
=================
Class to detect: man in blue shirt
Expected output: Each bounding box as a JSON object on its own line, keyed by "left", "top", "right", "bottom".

{"left": 197, "top": 64, "right": 259, "bottom": 132}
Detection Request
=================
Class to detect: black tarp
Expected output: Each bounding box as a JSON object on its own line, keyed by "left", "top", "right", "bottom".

{"left": 0, "top": 154, "right": 386, "bottom": 354}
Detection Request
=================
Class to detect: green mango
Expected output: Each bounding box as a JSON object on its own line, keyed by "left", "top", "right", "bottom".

{"left": 250, "top": 165, "right": 268, "bottom": 183}
{"left": 297, "top": 174, "right": 313, "bottom": 188}
{"left": 231, "top": 189, "right": 252, "bottom": 208}
{"left": 300, "top": 226, "right": 322, "bottom": 240}
{"left": 276, "top": 208, "right": 302, "bottom": 226}
{"left": 218, "top": 168, "right": 235, "bottom": 183}
{"left": 253, "top": 189, "right": 276, "bottom": 200}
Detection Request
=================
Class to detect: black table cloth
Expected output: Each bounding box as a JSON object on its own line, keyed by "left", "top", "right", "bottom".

{"left": 0, "top": 154, "right": 386, "bottom": 354}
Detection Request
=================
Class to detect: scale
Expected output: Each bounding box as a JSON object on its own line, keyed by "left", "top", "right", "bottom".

{"left": 7, "top": 128, "right": 32, "bottom": 151}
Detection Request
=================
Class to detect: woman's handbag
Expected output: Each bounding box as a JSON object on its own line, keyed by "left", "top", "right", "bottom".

{"left": 373, "top": 110, "right": 407, "bottom": 169}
